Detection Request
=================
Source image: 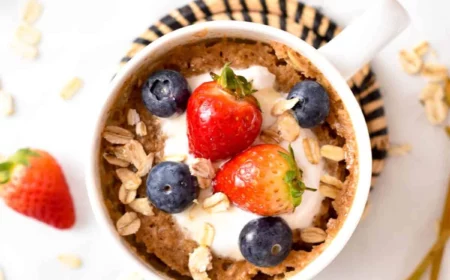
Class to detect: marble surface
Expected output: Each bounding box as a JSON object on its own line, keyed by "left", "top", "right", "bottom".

{"left": 0, "top": 0, "right": 448, "bottom": 279}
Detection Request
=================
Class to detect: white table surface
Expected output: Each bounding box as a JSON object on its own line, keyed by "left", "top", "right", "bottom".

{"left": 0, "top": 0, "right": 449, "bottom": 279}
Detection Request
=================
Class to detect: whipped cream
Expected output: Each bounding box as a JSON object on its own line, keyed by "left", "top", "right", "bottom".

{"left": 160, "top": 66, "right": 324, "bottom": 260}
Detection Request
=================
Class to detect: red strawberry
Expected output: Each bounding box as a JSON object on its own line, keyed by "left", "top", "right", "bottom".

{"left": 0, "top": 149, "right": 76, "bottom": 229}
{"left": 187, "top": 64, "right": 262, "bottom": 161}
{"left": 213, "top": 144, "right": 315, "bottom": 216}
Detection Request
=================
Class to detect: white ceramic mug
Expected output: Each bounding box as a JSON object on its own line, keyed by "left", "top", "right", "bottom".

{"left": 86, "top": 0, "right": 409, "bottom": 279}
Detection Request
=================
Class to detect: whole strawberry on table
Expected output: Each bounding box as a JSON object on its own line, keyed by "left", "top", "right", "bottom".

{"left": 0, "top": 149, "right": 76, "bottom": 229}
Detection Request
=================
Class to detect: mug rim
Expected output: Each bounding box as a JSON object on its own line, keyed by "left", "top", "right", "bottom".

{"left": 86, "top": 20, "right": 372, "bottom": 280}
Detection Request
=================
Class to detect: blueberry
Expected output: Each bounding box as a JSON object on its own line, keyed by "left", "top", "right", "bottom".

{"left": 287, "top": 80, "right": 330, "bottom": 128}
{"left": 142, "top": 70, "right": 190, "bottom": 118}
{"left": 146, "top": 161, "right": 199, "bottom": 213}
{"left": 239, "top": 217, "right": 293, "bottom": 267}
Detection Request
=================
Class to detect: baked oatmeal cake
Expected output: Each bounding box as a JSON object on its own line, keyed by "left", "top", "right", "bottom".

{"left": 99, "top": 38, "right": 357, "bottom": 280}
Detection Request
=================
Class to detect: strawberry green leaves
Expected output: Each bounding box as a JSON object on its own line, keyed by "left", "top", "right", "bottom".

{"left": 0, "top": 148, "right": 38, "bottom": 184}
{"left": 0, "top": 162, "right": 14, "bottom": 184}
{"left": 210, "top": 63, "right": 256, "bottom": 99}
{"left": 279, "top": 144, "right": 315, "bottom": 207}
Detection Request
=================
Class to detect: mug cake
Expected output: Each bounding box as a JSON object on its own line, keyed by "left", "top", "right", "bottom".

{"left": 98, "top": 38, "right": 357, "bottom": 280}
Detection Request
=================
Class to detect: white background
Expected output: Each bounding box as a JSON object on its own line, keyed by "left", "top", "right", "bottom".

{"left": 0, "top": 0, "right": 449, "bottom": 279}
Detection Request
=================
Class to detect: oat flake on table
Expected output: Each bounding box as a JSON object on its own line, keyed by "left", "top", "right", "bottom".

{"left": 0, "top": 91, "right": 14, "bottom": 116}
{"left": 57, "top": 254, "right": 82, "bottom": 269}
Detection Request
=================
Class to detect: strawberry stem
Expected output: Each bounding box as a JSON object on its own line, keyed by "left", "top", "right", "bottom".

{"left": 0, "top": 148, "right": 38, "bottom": 184}
{"left": 279, "top": 145, "right": 315, "bottom": 208}
{"left": 210, "top": 63, "right": 256, "bottom": 99}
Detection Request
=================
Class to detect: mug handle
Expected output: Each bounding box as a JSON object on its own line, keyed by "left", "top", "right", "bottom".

{"left": 319, "top": 0, "right": 410, "bottom": 80}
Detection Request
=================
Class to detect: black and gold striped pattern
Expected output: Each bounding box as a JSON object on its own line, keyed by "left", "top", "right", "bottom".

{"left": 119, "top": 0, "right": 389, "bottom": 189}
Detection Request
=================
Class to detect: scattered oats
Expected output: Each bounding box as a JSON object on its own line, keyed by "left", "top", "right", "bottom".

{"left": 320, "top": 145, "right": 345, "bottom": 161}
{"left": 136, "top": 152, "right": 154, "bottom": 177}
{"left": 163, "top": 154, "right": 187, "bottom": 162}
{"left": 57, "top": 254, "right": 82, "bottom": 269}
{"left": 116, "top": 212, "right": 141, "bottom": 236}
{"left": 260, "top": 127, "right": 282, "bottom": 144}
{"left": 123, "top": 140, "right": 146, "bottom": 168}
{"left": 0, "top": 91, "right": 14, "bottom": 116}
{"left": 446, "top": 126, "right": 450, "bottom": 138}
{"left": 198, "top": 223, "right": 215, "bottom": 247}
{"left": 445, "top": 78, "right": 450, "bottom": 106}
{"left": 103, "top": 153, "right": 130, "bottom": 167}
{"left": 388, "top": 143, "right": 412, "bottom": 156}
{"left": 276, "top": 112, "right": 300, "bottom": 142}
{"left": 421, "top": 82, "right": 449, "bottom": 125}
{"left": 21, "top": 0, "right": 43, "bottom": 24}
{"left": 420, "top": 83, "right": 443, "bottom": 103}
{"left": 300, "top": 227, "right": 327, "bottom": 243}
{"left": 190, "top": 158, "right": 215, "bottom": 178}
{"left": 424, "top": 99, "right": 448, "bottom": 125}
{"left": 127, "top": 109, "right": 140, "bottom": 126}
{"left": 128, "top": 198, "right": 154, "bottom": 216}
{"left": 119, "top": 184, "right": 137, "bottom": 204}
{"left": 399, "top": 50, "right": 422, "bottom": 74}
{"left": 113, "top": 145, "right": 133, "bottom": 163}
{"left": 11, "top": 39, "right": 38, "bottom": 59}
{"left": 319, "top": 184, "right": 339, "bottom": 199}
{"left": 320, "top": 174, "right": 343, "bottom": 189}
{"left": 189, "top": 246, "right": 212, "bottom": 280}
{"left": 103, "top": 126, "right": 134, "bottom": 144}
{"left": 421, "top": 63, "right": 448, "bottom": 82}
{"left": 271, "top": 98, "right": 299, "bottom": 116}
{"left": 60, "top": 77, "right": 83, "bottom": 100}
{"left": 203, "top": 192, "right": 230, "bottom": 213}
{"left": 15, "top": 23, "right": 41, "bottom": 45}
{"left": 413, "top": 41, "right": 429, "bottom": 57}
{"left": 135, "top": 121, "right": 147, "bottom": 136}
{"left": 303, "top": 138, "right": 320, "bottom": 164}
{"left": 197, "top": 177, "right": 212, "bottom": 189}
{"left": 116, "top": 168, "right": 141, "bottom": 190}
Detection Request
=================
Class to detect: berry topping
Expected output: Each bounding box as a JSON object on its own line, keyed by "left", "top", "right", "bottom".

{"left": 146, "top": 161, "right": 199, "bottom": 213}
{"left": 287, "top": 80, "right": 330, "bottom": 128}
{"left": 239, "top": 217, "right": 293, "bottom": 267}
{"left": 213, "top": 144, "right": 315, "bottom": 216}
{"left": 142, "top": 70, "right": 191, "bottom": 118}
{"left": 187, "top": 64, "right": 262, "bottom": 161}
{"left": 0, "top": 149, "right": 76, "bottom": 229}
